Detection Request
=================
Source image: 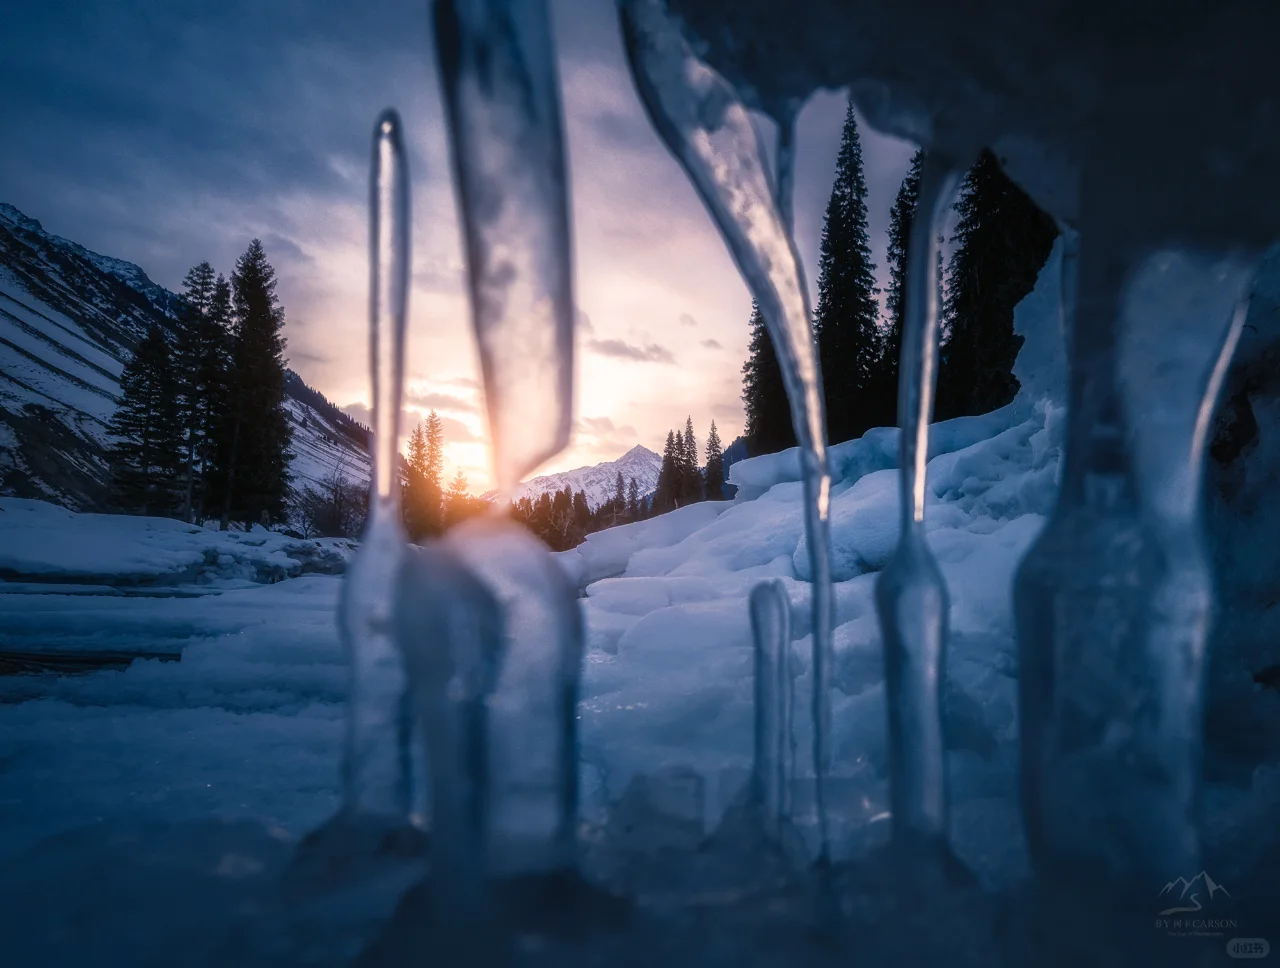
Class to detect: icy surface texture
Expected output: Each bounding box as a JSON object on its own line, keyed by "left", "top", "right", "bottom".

{"left": 874, "top": 157, "right": 961, "bottom": 845}
{"left": 618, "top": 0, "right": 836, "bottom": 856}
{"left": 433, "top": 0, "right": 575, "bottom": 499}
{"left": 1016, "top": 248, "right": 1252, "bottom": 887}
{"left": 394, "top": 542, "right": 503, "bottom": 925}
{"left": 749, "top": 579, "right": 794, "bottom": 840}
{"left": 335, "top": 111, "right": 413, "bottom": 821}
{"left": 447, "top": 517, "right": 585, "bottom": 876}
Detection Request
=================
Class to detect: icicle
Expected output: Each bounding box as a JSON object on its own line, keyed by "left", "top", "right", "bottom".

{"left": 874, "top": 154, "right": 962, "bottom": 847}
{"left": 619, "top": 0, "right": 835, "bottom": 861}
{"left": 1015, "top": 236, "right": 1253, "bottom": 888}
{"left": 775, "top": 105, "right": 798, "bottom": 233}
{"left": 445, "top": 517, "right": 585, "bottom": 877}
{"left": 432, "top": 0, "right": 574, "bottom": 501}
{"left": 750, "top": 579, "right": 794, "bottom": 840}
{"left": 335, "top": 109, "right": 413, "bottom": 820}
{"left": 395, "top": 543, "right": 504, "bottom": 929}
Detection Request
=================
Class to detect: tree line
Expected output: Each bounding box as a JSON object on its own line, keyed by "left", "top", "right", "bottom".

{"left": 742, "top": 102, "right": 1058, "bottom": 455}
{"left": 107, "top": 241, "right": 293, "bottom": 527}
{"left": 506, "top": 416, "right": 728, "bottom": 551}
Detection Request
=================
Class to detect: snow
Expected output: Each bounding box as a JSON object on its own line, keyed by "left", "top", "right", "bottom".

{"left": 491, "top": 444, "right": 663, "bottom": 511}
{"left": 0, "top": 498, "right": 355, "bottom": 585}
{"left": 2, "top": 245, "right": 1278, "bottom": 962}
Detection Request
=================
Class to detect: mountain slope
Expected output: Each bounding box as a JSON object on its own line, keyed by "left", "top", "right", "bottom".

{"left": 0, "top": 203, "right": 370, "bottom": 514}
{"left": 490, "top": 444, "right": 662, "bottom": 510}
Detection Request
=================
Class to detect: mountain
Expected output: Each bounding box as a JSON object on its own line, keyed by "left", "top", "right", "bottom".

{"left": 488, "top": 444, "right": 662, "bottom": 510}
{"left": 0, "top": 202, "right": 370, "bottom": 518}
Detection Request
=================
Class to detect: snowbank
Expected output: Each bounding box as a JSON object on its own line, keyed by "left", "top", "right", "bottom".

{"left": 0, "top": 499, "right": 355, "bottom": 585}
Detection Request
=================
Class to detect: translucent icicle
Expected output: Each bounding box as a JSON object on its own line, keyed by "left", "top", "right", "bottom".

{"left": 1015, "top": 239, "right": 1252, "bottom": 888}
{"left": 395, "top": 543, "right": 504, "bottom": 927}
{"left": 750, "top": 579, "right": 794, "bottom": 840}
{"left": 874, "top": 155, "right": 961, "bottom": 846}
{"left": 336, "top": 109, "right": 413, "bottom": 820}
{"left": 432, "top": 0, "right": 574, "bottom": 500}
{"left": 775, "top": 106, "right": 797, "bottom": 232}
{"left": 619, "top": 0, "right": 835, "bottom": 860}
{"left": 445, "top": 517, "right": 585, "bottom": 877}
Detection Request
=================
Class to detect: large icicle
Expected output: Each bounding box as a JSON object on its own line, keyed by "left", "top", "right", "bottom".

{"left": 750, "top": 579, "right": 794, "bottom": 841}
{"left": 395, "top": 543, "right": 504, "bottom": 931}
{"left": 618, "top": 0, "right": 835, "bottom": 860}
{"left": 335, "top": 109, "right": 414, "bottom": 821}
{"left": 432, "top": 0, "right": 575, "bottom": 501}
{"left": 874, "top": 156, "right": 962, "bottom": 847}
{"left": 446, "top": 518, "right": 585, "bottom": 877}
{"left": 1015, "top": 239, "right": 1252, "bottom": 888}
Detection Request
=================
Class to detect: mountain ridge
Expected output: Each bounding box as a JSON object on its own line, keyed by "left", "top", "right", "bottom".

{"left": 0, "top": 202, "right": 371, "bottom": 518}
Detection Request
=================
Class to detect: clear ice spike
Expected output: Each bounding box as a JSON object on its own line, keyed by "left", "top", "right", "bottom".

{"left": 433, "top": 0, "right": 575, "bottom": 501}
{"left": 750, "top": 579, "right": 794, "bottom": 840}
{"left": 336, "top": 109, "right": 414, "bottom": 819}
{"left": 395, "top": 542, "right": 504, "bottom": 924}
{"left": 874, "top": 154, "right": 961, "bottom": 846}
{"left": 445, "top": 517, "right": 585, "bottom": 877}
{"left": 775, "top": 107, "right": 797, "bottom": 232}
{"left": 619, "top": 0, "right": 835, "bottom": 860}
{"left": 1015, "top": 241, "right": 1253, "bottom": 887}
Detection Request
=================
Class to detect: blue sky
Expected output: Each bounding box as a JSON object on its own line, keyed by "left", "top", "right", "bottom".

{"left": 1, "top": 0, "right": 916, "bottom": 487}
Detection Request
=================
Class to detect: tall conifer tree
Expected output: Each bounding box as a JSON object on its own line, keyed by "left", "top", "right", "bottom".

{"left": 211, "top": 240, "right": 293, "bottom": 526}
{"left": 108, "top": 324, "right": 184, "bottom": 515}
{"left": 741, "top": 302, "right": 794, "bottom": 456}
{"left": 704, "top": 420, "right": 724, "bottom": 500}
{"left": 881, "top": 150, "right": 924, "bottom": 423}
{"left": 937, "top": 150, "right": 1058, "bottom": 420}
{"left": 814, "top": 101, "right": 880, "bottom": 443}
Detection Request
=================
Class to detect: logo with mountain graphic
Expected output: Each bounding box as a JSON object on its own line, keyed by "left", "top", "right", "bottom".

{"left": 1158, "top": 871, "right": 1231, "bottom": 916}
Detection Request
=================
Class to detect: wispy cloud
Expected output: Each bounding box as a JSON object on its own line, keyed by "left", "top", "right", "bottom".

{"left": 700, "top": 338, "right": 722, "bottom": 350}
{"left": 679, "top": 313, "right": 697, "bottom": 327}
{"left": 405, "top": 390, "right": 479, "bottom": 413}
{"left": 587, "top": 337, "right": 675, "bottom": 364}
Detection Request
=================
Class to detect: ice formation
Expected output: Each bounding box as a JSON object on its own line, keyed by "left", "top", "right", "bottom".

{"left": 618, "top": 0, "right": 837, "bottom": 857}
{"left": 335, "top": 110, "right": 413, "bottom": 823}
{"left": 749, "top": 578, "right": 794, "bottom": 840}
{"left": 432, "top": 0, "right": 575, "bottom": 501}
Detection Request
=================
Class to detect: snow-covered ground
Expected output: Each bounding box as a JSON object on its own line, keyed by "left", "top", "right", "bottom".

{"left": 2, "top": 244, "right": 1279, "bottom": 964}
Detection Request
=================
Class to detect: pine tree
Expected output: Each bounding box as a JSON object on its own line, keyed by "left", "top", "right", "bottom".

{"left": 814, "top": 101, "right": 881, "bottom": 444}
{"left": 421, "top": 410, "right": 445, "bottom": 535}
{"left": 108, "top": 324, "right": 184, "bottom": 515}
{"left": 681, "top": 416, "right": 701, "bottom": 503}
{"left": 403, "top": 422, "right": 432, "bottom": 540}
{"left": 210, "top": 240, "right": 292, "bottom": 527}
{"left": 444, "top": 468, "right": 470, "bottom": 527}
{"left": 627, "top": 477, "right": 640, "bottom": 519}
{"left": 741, "top": 302, "right": 795, "bottom": 456}
{"left": 653, "top": 429, "right": 678, "bottom": 513}
{"left": 880, "top": 150, "right": 924, "bottom": 423}
{"left": 704, "top": 420, "right": 724, "bottom": 500}
{"left": 173, "top": 262, "right": 231, "bottom": 522}
{"left": 609, "top": 470, "right": 623, "bottom": 525}
{"left": 937, "top": 150, "right": 1058, "bottom": 420}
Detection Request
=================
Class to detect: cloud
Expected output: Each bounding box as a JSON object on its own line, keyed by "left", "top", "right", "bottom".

{"left": 587, "top": 337, "right": 675, "bottom": 364}
{"left": 712, "top": 401, "right": 743, "bottom": 421}
{"left": 442, "top": 376, "right": 480, "bottom": 389}
{"left": 576, "top": 415, "right": 637, "bottom": 438}
{"left": 438, "top": 415, "right": 480, "bottom": 443}
{"left": 700, "top": 338, "right": 723, "bottom": 350}
{"left": 405, "top": 390, "right": 479, "bottom": 413}
{"left": 679, "top": 313, "right": 697, "bottom": 327}
{"left": 575, "top": 308, "right": 595, "bottom": 334}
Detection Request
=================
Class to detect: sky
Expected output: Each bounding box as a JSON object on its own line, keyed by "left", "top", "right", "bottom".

{"left": 1, "top": 0, "right": 917, "bottom": 491}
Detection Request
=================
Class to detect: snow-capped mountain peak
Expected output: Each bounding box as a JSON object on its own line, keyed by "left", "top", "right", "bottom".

{"left": 490, "top": 444, "right": 662, "bottom": 509}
